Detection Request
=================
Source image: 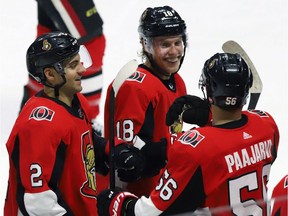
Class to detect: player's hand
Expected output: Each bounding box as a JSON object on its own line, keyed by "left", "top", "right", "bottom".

{"left": 114, "top": 143, "right": 146, "bottom": 182}
{"left": 166, "top": 95, "right": 210, "bottom": 127}
{"left": 97, "top": 187, "right": 137, "bottom": 216}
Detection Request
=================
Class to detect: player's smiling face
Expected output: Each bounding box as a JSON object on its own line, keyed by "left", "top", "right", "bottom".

{"left": 150, "top": 35, "right": 184, "bottom": 75}
{"left": 61, "top": 54, "right": 86, "bottom": 95}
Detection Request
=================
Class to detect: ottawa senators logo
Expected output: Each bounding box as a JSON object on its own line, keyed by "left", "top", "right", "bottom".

{"left": 42, "top": 39, "right": 52, "bottom": 51}
{"left": 127, "top": 71, "right": 146, "bottom": 83}
{"left": 179, "top": 130, "right": 204, "bottom": 148}
{"left": 29, "top": 106, "right": 55, "bottom": 121}
{"left": 80, "top": 131, "right": 96, "bottom": 198}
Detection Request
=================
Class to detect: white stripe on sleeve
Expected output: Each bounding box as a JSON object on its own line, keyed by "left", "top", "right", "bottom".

{"left": 24, "top": 190, "right": 67, "bottom": 216}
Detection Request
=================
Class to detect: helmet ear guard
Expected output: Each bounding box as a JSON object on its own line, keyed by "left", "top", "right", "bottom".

{"left": 199, "top": 53, "right": 253, "bottom": 109}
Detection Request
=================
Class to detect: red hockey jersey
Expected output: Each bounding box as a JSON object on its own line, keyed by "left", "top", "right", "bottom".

{"left": 4, "top": 92, "right": 99, "bottom": 215}
{"left": 271, "top": 174, "right": 288, "bottom": 216}
{"left": 134, "top": 110, "right": 279, "bottom": 215}
{"left": 104, "top": 64, "right": 187, "bottom": 196}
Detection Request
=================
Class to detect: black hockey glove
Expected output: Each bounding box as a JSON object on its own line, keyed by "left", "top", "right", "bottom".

{"left": 97, "top": 187, "right": 137, "bottom": 216}
{"left": 113, "top": 144, "right": 146, "bottom": 182}
{"left": 92, "top": 131, "right": 109, "bottom": 175}
{"left": 113, "top": 138, "right": 167, "bottom": 182}
{"left": 166, "top": 95, "right": 210, "bottom": 127}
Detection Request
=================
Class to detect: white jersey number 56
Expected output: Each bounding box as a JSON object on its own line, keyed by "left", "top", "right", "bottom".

{"left": 228, "top": 164, "right": 271, "bottom": 215}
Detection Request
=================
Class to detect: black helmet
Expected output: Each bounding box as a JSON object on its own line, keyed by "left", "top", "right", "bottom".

{"left": 26, "top": 31, "right": 80, "bottom": 84}
{"left": 199, "top": 53, "right": 253, "bottom": 108}
{"left": 138, "top": 6, "right": 186, "bottom": 39}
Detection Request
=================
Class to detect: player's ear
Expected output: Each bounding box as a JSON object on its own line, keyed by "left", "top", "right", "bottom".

{"left": 44, "top": 67, "right": 57, "bottom": 82}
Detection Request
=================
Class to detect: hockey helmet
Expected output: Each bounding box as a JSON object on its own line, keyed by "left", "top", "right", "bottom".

{"left": 138, "top": 6, "right": 186, "bottom": 39}
{"left": 199, "top": 53, "right": 253, "bottom": 108}
{"left": 26, "top": 31, "right": 80, "bottom": 84}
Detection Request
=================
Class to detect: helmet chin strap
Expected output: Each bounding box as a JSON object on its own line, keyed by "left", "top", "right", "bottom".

{"left": 43, "top": 74, "right": 67, "bottom": 98}
{"left": 146, "top": 53, "right": 171, "bottom": 78}
{"left": 54, "top": 75, "right": 67, "bottom": 97}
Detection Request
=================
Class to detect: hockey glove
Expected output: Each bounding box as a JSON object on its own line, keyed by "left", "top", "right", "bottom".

{"left": 113, "top": 138, "right": 167, "bottom": 181}
{"left": 97, "top": 187, "right": 138, "bottom": 216}
{"left": 166, "top": 95, "right": 210, "bottom": 127}
{"left": 114, "top": 144, "right": 146, "bottom": 182}
{"left": 92, "top": 131, "right": 109, "bottom": 175}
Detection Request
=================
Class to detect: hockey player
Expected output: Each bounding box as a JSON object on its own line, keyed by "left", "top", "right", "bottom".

{"left": 97, "top": 53, "right": 280, "bottom": 215}
{"left": 20, "top": 0, "right": 106, "bottom": 135}
{"left": 103, "top": 5, "right": 187, "bottom": 196}
{"left": 4, "top": 32, "right": 107, "bottom": 216}
{"left": 19, "top": 0, "right": 109, "bottom": 196}
{"left": 271, "top": 174, "right": 288, "bottom": 216}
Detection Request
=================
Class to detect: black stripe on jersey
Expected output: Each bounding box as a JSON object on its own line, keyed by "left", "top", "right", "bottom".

{"left": 13, "top": 136, "right": 30, "bottom": 216}
{"left": 272, "top": 134, "right": 278, "bottom": 164}
{"left": 48, "top": 141, "right": 74, "bottom": 215}
{"left": 138, "top": 103, "right": 154, "bottom": 141}
{"left": 273, "top": 208, "right": 281, "bottom": 216}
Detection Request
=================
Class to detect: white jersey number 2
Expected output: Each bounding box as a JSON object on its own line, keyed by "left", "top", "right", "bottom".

{"left": 30, "top": 164, "right": 43, "bottom": 187}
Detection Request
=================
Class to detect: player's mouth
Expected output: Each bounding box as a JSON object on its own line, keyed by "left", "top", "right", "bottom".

{"left": 166, "top": 56, "right": 180, "bottom": 64}
{"left": 75, "top": 78, "right": 82, "bottom": 84}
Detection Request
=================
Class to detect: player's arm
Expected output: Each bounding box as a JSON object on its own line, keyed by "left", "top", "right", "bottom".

{"left": 17, "top": 125, "right": 70, "bottom": 215}
{"left": 110, "top": 82, "right": 168, "bottom": 181}
{"left": 166, "top": 95, "right": 211, "bottom": 133}
{"left": 247, "top": 110, "right": 279, "bottom": 161}
{"left": 93, "top": 129, "right": 167, "bottom": 181}
{"left": 37, "top": 0, "right": 103, "bottom": 43}
{"left": 114, "top": 135, "right": 167, "bottom": 182}
{"left": 271, "top": 175, "right": 288, "bottom": 216}
{"left": 37, "top": 0, "right": 70, "bottom": 33}
{"left": 97, "top": 136, "right": 205, "bottom": 215}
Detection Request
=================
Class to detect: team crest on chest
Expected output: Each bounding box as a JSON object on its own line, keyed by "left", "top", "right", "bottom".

{"left": 29, "top": 106, "right": 55, "bottom": 121}
{"left": 179, "top": 130, "right": 204, "bottom": 147}
{"left": 127, "top": 71, "right": 146, "bottom": 83}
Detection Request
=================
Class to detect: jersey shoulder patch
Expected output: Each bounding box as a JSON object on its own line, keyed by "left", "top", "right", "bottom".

{"left": 29, "top": 106, "right": 55, "bottom": 121}
{"left": 248, "top": 109, "right": 269, "bottom": 117}
{"left": 179, "top": 130, "right": 205, "bottom": 148}
{"left": 127, "top": 71, "right": 146, "bottom": 83}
